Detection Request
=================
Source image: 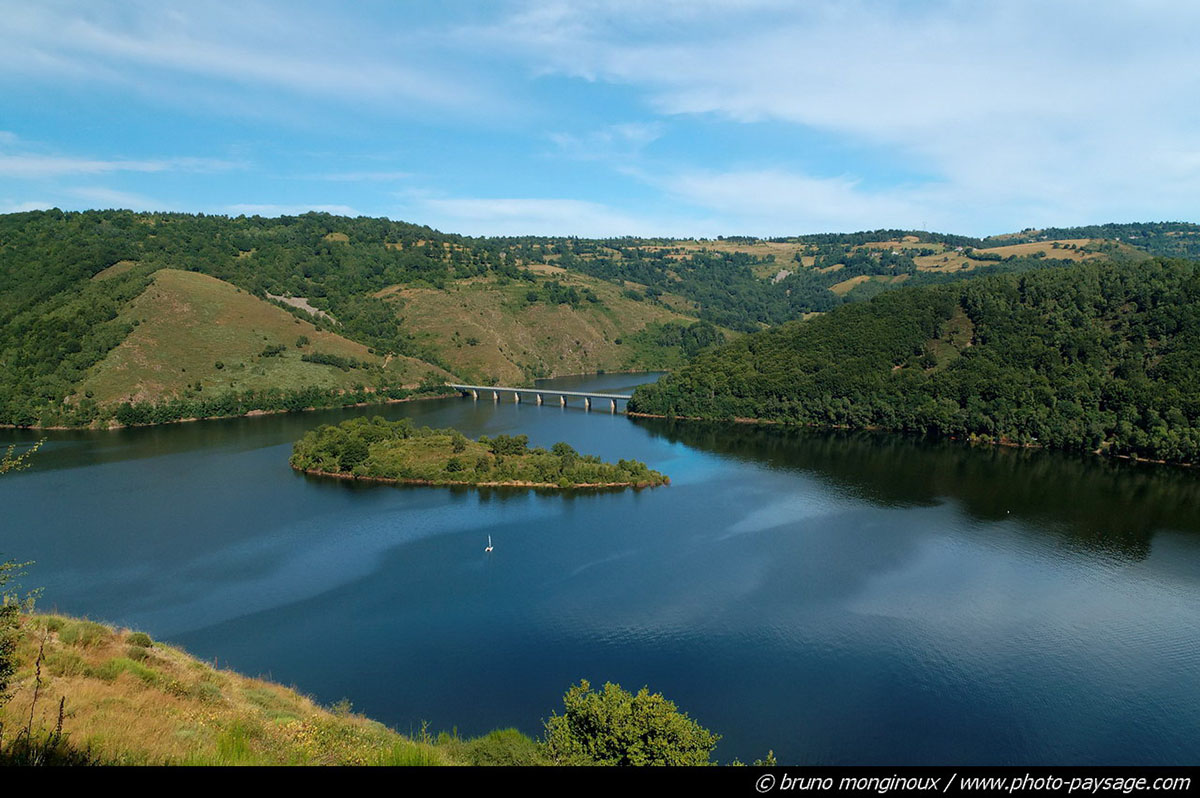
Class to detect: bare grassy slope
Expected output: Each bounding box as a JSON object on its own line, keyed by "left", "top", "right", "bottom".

{"left": 78, "top": 269, "right": 450, "bottom": 404}
{"left": 382, "top": 269, "right": 698, "bottom": 385}
{"left": 3, "top": 615, "right": 449, "bottom": 765}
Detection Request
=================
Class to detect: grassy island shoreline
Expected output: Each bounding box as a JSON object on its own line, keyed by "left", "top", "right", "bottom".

{"left": 289, "top": 416, "right": 669, "bottom": 490}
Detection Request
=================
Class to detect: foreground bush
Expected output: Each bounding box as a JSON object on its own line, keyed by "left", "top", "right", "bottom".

{"left": 544, "top": 680, "right": 719, "bottom": 766}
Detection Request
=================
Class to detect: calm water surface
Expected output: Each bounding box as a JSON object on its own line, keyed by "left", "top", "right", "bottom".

{"left": 2, "top": 372, "right": 1199, "bottom": 764}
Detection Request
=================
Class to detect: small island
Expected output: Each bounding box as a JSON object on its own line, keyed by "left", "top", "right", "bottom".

{"left": 290, "top": 416, "right": 669, "bottom": 489}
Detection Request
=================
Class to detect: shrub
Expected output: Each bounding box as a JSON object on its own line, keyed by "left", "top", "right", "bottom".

{"left": 127, "top": 631, "right": 153, "bottom": 648}
{"left": 58, "top": 620, "right": 110, "bottom": 648}
{"left": 488, "top": 434, "right": 529, "bottom": 456}
{"left": 544, "top": 680, "right": 719, "bottom": 766}
{"left": 452, "top": 728, "right": 548, "bottom": 766}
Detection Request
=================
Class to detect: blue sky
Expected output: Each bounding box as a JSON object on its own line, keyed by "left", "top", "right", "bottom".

{"left": 2, "top": 0, "right": 1198, "bottom": 237}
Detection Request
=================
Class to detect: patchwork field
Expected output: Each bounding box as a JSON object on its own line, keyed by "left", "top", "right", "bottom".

{"left": 76, "top": 269, "right": 449, "bottom": 405}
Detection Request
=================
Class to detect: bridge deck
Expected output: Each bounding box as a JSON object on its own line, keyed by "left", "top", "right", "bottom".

{"left": 449, "top": 383, "right": 632, "bottom": 400}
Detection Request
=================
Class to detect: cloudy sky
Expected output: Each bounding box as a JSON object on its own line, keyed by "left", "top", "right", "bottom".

{"left": 2, "top": 0, "right": 1198, "bottom": 236}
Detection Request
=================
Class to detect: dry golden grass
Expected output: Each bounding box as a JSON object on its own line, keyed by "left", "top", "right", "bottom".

{"left": 525, "top": 262, "right": 570, "bottom": 276}
{"left": 76, "top": 269, "right": 450, "bottom": 405}
{"left": 2, "top": 615, "right": 450, "bottom": 765}
{"left": 378, "top": 269, "right": 698, "bottom": 384}
{"left": 858, "top": 239, "right": 936, "bottom": 251}
{"left": 912, "top": 239, "right": 1145, "bottom": 272}
{"left": 978, "top": 239, "right": 1097, "bottom": 259}
{"left": 663, "top": 239, "right": 810, "bottom": 262}
{"left": 829, "top": 275, "right": 873, "bottom": 296}
{"left": 913, "top": 252, "right": 975, "bottom": 272}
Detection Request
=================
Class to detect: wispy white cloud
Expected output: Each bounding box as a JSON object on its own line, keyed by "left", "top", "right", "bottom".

{"left": 0, "top": 1, "right": 493, "bottom": 116}
{"left": 5, "top": 2, "right": 1199, "bottom": 233}
{"left": 413, "top": 196, "right": 690, "bottom": 238}
{"left": 0, "top": 153, "right": 238, "bottom": 179}
{"left": 548, "top": 122, "right": 663, "bottom": 161}
{"left": 64, "top": 186, "right": 175, "bottom": 211}
{"left": 469, "top": 0, "right": 1200, "bottom": 233}
{"left": 0, "top": 199, "right": 53, "bottom": 214}
{"left": 654, "top": 169, "right": 933, "bottom": 234}
{"left": 317, "top": 171, "right": 413, "bottom": 183}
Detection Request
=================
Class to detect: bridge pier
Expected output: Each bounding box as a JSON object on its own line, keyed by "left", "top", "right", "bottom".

{"left": 514, "top": 391, "right": 520, "bottom": 403}
{"left": 492, "top": 390, "right": 499, "bottom": 402}
{"left": 560, "top": 395, "right": 566, "bottom": 407}
{"left": 585, "top": 397, "right": 591, "bottom": 411}
{"left": 610, "top": 398, "right": 616, "bottom": 413}
{"left": 536, "top": 393, "right": 543, "bottom": 405}
{"left": 471, "top": 389, "right": 478, "bottom": 400}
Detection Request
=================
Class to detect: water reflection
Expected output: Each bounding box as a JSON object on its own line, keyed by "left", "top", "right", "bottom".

{"left": 634, "top": 418, "right": 1200, "bottom": 558}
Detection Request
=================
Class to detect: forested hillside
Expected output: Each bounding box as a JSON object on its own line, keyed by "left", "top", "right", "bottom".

{"left": 629, "top": 259, "right": 1200, "bottom": 464}
{"left": 0, "top": 209, "right": 1190, "bottom": 428}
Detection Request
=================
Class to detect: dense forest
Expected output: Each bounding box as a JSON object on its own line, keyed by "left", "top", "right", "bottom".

{"left": 629, "top": 258, "right": 1200, "bottom": 465}
{"left": 290, "top": 416, "right": 668, "bottom": 488}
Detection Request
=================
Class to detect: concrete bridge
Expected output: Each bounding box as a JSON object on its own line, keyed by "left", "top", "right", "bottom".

{"left": 449, "top": 383, "right": 633, "bottom": 413}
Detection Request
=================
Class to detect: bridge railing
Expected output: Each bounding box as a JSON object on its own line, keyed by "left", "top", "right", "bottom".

{"left": 448, "top": 384, "right": 632, "bottom": 411}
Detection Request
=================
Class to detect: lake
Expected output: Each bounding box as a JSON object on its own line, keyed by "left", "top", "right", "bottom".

{"left": 2, "top": 372, "right": 1199, "bottom": 764}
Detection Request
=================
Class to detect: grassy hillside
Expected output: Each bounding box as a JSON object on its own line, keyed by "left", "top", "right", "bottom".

{"left": 0, "top": 211, "right": 726, "bottom": 427}
{"left": 630, "top": 258, "right": 1200, "bottom": 465}
{"left": 379, "top": 268, "right": 703, "bottom": 385}
{"left": 1, "top": 613, "right": 723, "bottom": 767}
{"left": 1, "top": 614, "right": 455, "bottom": 765}
{"left": 78, "top": 269, "right": 450, "bottom": 405}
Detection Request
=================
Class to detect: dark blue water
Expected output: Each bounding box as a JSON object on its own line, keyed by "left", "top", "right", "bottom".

{"left": 2, "top": 372, "right": 1199, "bottom": 764}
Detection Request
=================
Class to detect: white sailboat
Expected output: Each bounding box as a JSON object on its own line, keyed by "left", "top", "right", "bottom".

{"left": 485, "top": 535, "right": 494, "bottom": 553}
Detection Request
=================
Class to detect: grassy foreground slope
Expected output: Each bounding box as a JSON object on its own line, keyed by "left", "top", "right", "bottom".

{"left": 2, "top": 614, "right": 453, "bottom": 765}
{"left": 2, "top": 613, "right": 725, "bottom": 766}
{"left": 79, "top": 269, "right": 451, "bottom": 405}
{"left": 630, "top": 258, "right": 1200, "bottom": 465}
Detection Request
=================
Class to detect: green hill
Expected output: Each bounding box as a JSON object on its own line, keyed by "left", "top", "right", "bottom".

{"left": 0, "top": 210, "right": 719, "bottom": 427}
{"left": 629, "top": 258, "right": 1200, "bottom": 465}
